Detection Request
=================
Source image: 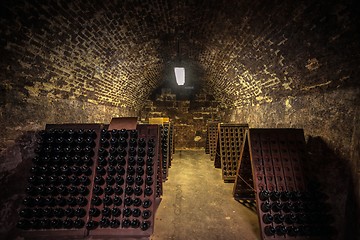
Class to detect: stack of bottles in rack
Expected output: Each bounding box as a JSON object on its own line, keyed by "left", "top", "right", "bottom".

{"left": 17, "top": 125, "right": 160, "bottom": 237}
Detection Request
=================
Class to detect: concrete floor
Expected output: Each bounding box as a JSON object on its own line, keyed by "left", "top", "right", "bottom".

{"left": 151, "top": 150, "right": 260, "bottom": 240}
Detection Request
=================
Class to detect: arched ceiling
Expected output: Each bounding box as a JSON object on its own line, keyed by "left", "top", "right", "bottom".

{"left": 0, "top": 0, "right": 359, "bottom": 110}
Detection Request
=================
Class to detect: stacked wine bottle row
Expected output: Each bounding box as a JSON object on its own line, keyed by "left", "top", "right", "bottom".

{"left": 234, "top": 129, "right": 333, "bottom": 239}
{"left": 17, "top": 125, "right": 101, "bottom": 238}
{"left": 207, "top": 122, "right": 218, "bottom": 162}
{"left": 17, "top": 123, "right": 161, "bottom": 239}
{"left": 160, "top": 125, "right": 170, "bottom": 181}
{"left": 217, "top": 124, "right": 248, "bottom": 182}
{"left": 88, "top": 124, "right": 160, "bottom": 237}
{"left": 167, "top": 123, "right": 174, "bottom": 168}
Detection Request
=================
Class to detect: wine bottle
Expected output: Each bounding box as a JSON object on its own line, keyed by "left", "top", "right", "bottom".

{"left": 103, "top": 195, "right": 113, "bottom": 206}
{"left": 93, "top": 185, "right": 103, "bottom": 196}
{"left": 96, "top": 166, "right": 106, "bottom": 176}
{"left": 262, "top": 214, "right": 273, "bottom": 224}
{"left": 94, "top": 176, "right": 105, "bottom": 185}
{"left": 264, "top": 226, "right": 276, "bottom": 236}
{"left": 145, "top": 176, "right": 153, "bottom": 186}
{"left": 133, "top": 198, "right": 142, "bottom": 207}
{"left": 136, "top": 147, "right": 145, "bottom": 157}
{"left": 106, "top": 176, "right": 115, "bottom": 185}
{"left": 143, "top": 199, "right": 152, "bottom": 208}
{"left": 67, "top": 196, "right": 77, "bottom": 206}
{"left": 122, "top": 219, "right": 131, "bottom": 228}
{"left": 118, "top": 157, "right": 126, "bottom": 166}
{"left": 146, "top": 157, "right": 154, "bottom": 166}
{"left": 91, "top": 196, "right": 102, "bottom": 206}
{"left": 125, "top": 186, "right": 134, "bottom": 196}
{"left": 260, "top": 201, "right": 271, "bottom": 212}
{"left": 77, "top": 196, "right": 88, "bottom": 207}
{"left": 74, "top": 218, "right": 85, "bottom": 228}
{"left": 86, "top": 220, "right": 98, "bottom": 230}
{"left": 135, "top": 176, "right": 144, "bottom": 186}
{"left": 114, "top": 185, "right": 123, "bottom": 195}
{"left": 287, "top": 226, "right": 299, "bottom": 236}
{"left": 78, "top": 186, "right": 89, "bottom": 196}
{"left": 111, "top": 129, "right": 120, "bottom": 138}
{"left": 140, "top": 221, "right": 151, "bottom": 231}
{"left": 53, "top": 208, "right": 65, "bottom": 218}
{"left": 104, "top": 185, "right": 114, "bottom": 195}
{"left": 56, "top": 196, "right": 67, "bottom": 207}
{"left": 99, "top": 217, "right": 110, "bottom": 228}
{"left": 138, "top": 138, "right": 146, "bottom": 148}
{"left": 75, "top": 208, "right": 86, "bottom": 218}
{"left": 110, "top": 219, "right": 120, "bottom": 228}
{"left": 65, "top": 207, "right": 75, "bottom": 218}
{"left": 271, "top": 201, "right": 283, "bottom": 212}
{"left": 63, "top": 218, "right": 74, "bottom": 229}
{"left": 113, "top": 195, "right": 122, "bottom": 206}
{"left": 108, "top": 156, "right": 117, "bottom": 166}
{"left": 132, "top": 208, "right": 141, "bottom": 217}
{"left": 131, "top": 219, "right": 140, "bottom": 228}
{"left": 129, "top": 138, "right": 137, "bottom": 147}
{"left": 101, "top": 207, "right": 111, "bottom": 217}
{"left": 285, "top": 213, "right": 297, "bottom": 224}
{"left": 274, "top": 214, "right": 284, "bottom": 224}
{"left": 124, "top": 197, "right": 133, "bottom": 206}
{"left": 275, "top": 225, "right": 287, "bottom": 236}
{"left": 143, "top": 210, "right": 152, "bottom": 220}
{"left": 19, "top": 208, "right": 33, "bottom": 218}
{"left": 130, "top": 129, "right": 138, "bottom": 139}
{"left": 89, "top": 208, "right": 100, "bottom": 217}
{"left": 100, "top": 129, "right": 110, "bottom": 139}
{"left": 134, "top": 186, "right": 143, "bottom": 196}
{"left": 100, "top": 138, "right": 110, "bottom": 148}
{"left": 259, "top": 190, "right": 270, "bottom": 201}
{"left": 126, "top": 176, "right": 135, "bottom": 185}
{"left": 123, "top": 208, "right": 132, "bottom": 217}
{"left": 127, "top": 166, "right": 135, "bottom": 175}
{"left": 128, "top": 156, "right": 136, "bottom": 166}
{"left": 112, "top": 207, "right": 121, "bottom": 217}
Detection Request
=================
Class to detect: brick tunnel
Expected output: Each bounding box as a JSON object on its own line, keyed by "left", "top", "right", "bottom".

{"left": 0, "top": 0, "right": 359, "bottom": 239}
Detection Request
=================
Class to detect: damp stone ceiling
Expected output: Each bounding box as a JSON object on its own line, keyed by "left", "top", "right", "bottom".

{"left": 0, "top": 0, "right": 359, "bottom": 110}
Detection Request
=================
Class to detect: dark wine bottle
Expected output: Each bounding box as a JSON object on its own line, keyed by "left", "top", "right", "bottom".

{"left": 132, "top": 208, "right": 141, "bottom": 217}
{"left": 111, "top": 207, "right": 121, "bottom": 217}
{"left": 114, "top": 185, "right": 123, "bottom": 195}
{"left": 100, "top": 138, "right": 110, "bottom": 148}
{"left": 126, "top": 176, "right": 135, "bottom": 185}
{"left": 65, "top": 207, "right": 75, "bottom": 218}
{"left": 128, "top": 156, "right": 136, "bottom": 166}
{"left": 75, "top": 208, "right": 86, "bottom": 218}
{"left": 91, "top": 196, "right": 102, "bottom": 206}
{"left": 262, "top": 214, "right": 273, "bottom": 224}
{"left": 74, "top": 218, "right": 85, "bottom": 228}
{"left": 111, "top": 129, "right": 119, "bottom": 138}
{"left": 131, "top": 219, "right": 140, "bottom": 228}
{"left": 134, "top": 186, "right": 143, "bottom": 196}
{"left": 118, "top": 156, "right": 126, "bottom": 166}
{"left": 140, "top": 221, "right": 151, "bottom": 231}
{"left": 274, "top": 214, "right": 284, "bottom": 224}
{"left": 67, "top": 196, "right": 77, "bottom": 207}
{"left": 110, "top": 219, "right": 120, "bottom": 228}
{"left": 264, "top": 226, "right": 276, "bottom": 236}
{"left": 19, "top": 208, "right": 33, "bottom": 218}
{"left": 125, "top": 186, "right": 134, "bottom": 196}
{"left": 106, "top": 176, "right": 115, "bottom": 185}
{"left": 99, "top": 217, "right": 110, "bottom": 228}
{"left": 105, "top": 185, "right": 114, "bottom": 195}
{"left": 146, "top": 157, "right": 154, "bottom": 166}
{"left": 124, "top": 197, "right": 133, "bottom": 206}
{"left": 133, "top": 198, "right": 142, "bottom": 207}
{"left": 53, "top": 208, "right": 65, "bottom": 218}
{"left": 77, "top": 196, "right": 88, "bottom": 207}
{"left": 103, "top": 195, "right": 113, "bottom": 206}
{"left": 113, "top": 195, "right": 122, "bottom": 206}
{"left": 271, "top": 201, "right": 283, "bottom": 212}
{"left": 101, "top": 129, "right": 110, "bottom": 139}
{"left": 285, "top": 213, "right": 298, "bottom": 224}
{"left": 144, "top": 187, "right": 153, "bottom": 196}
{"left": 108, "top": 156, "right": 117, "bottom": 166}
{"left": 259, "top": 190, "right": 270, "bottom": 201}
{"left": 127, "top": 166, "right": 135, "bottom": 175}
{"left": 275, "top": 225, "right": 287, "bottom": 236}
{"left": 78, "top": 186, "right": 89, "bottom": 196}
{"left": 56, "top": 196, "right": 67, "bottom": 207}
{"left": 122, "top": 219, "right": 131, "bottom": 228}
{"left": 86, "top": 220, "right": 98, "bottom": 230}
{"left": 146, "top": 166, "right": 154, "bottom": 175}
{"left": 123, "top": 208, "right": 132, "bottom": 217}
{"left": 94, "top": 176, "right": 105, "bottom": 185}
{"left": 135, "top": 176, "right": 144, "bottom": 186}
{"left": 93, "top": 185, "right": 103, "bottom": 196}
{"left": 89, "top": 208, "right": 100, "bottom": 217}
{"left": 129, "top": 138, "right": 137, "bottom": 147}
{"left": 101, "top": 207, "right": 111, "bottom": 217}
{"left": 138, "top": 138, "right": 146, "bottom": 148}
{"left": 143, "top": 199, "right": 152, "bottom": 208}
{"left": 96, "top": 166, "right": 106, "bottom": 176}
{"left": 63, "top": 218, "right": 74, "bottom": 229}
{"left": 116, "top": 167, "right": 126, "bottom": 176}
{"left": 142, "top": 210, "right": 152, "bottom": 219}
{"left": 145, "top": 176, "right": 153, "bottom": 186}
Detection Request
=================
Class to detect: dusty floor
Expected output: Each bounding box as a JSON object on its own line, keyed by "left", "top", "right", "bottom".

{"left": 151, "top": 150, "right": 260, "bottom": 240}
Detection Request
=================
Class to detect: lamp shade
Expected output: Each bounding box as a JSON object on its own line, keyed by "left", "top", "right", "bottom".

{"left": 174, "top": 67, "right": 185, "bottom": 85}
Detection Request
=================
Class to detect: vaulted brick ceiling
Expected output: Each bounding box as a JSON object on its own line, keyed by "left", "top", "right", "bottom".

{"left": 0, "top": 0, "right": 358, "bottom": 109}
